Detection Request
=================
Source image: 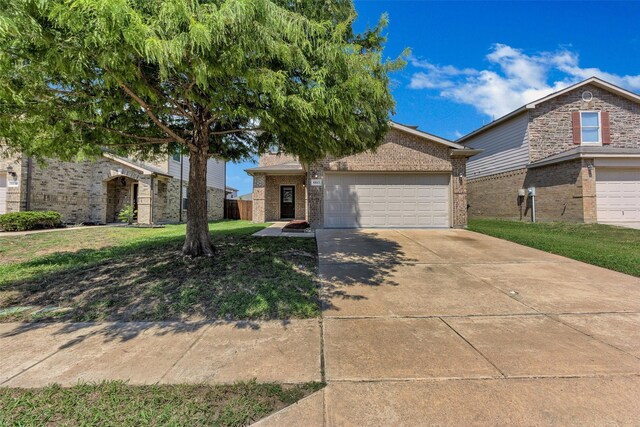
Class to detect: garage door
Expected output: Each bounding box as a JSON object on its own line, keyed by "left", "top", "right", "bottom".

{"left": 0, "top": 173, "right": 6, "bottom": 215}
{"left": 324, "top": 173, "right": 450, "bottom": 228}
{"left": 596, "top": 168, "right": 640, "bottom": 222}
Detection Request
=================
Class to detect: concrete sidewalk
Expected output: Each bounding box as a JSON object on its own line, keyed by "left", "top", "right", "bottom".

{"left": 252, "top": 222, "right": 315, "bottom": 237}
{"left": 0, "top": 320, "right": 321, "bottom": 387}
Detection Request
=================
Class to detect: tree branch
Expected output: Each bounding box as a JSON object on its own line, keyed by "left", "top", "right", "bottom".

{"left": 104, "top": 67, "right": 188, "bottom": 145}
{"left": 209, "top": 128, "right": 263, "bottom": 135}
{"left": 72, "top": 120, "right": 174, "bottom": 144}
{"left": 137, "top": 61, "right": 193, "bottom": 120}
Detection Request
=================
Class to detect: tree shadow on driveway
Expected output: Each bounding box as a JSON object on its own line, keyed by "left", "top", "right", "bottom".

{"left": 316, "top": 230, "right": 416, "bottom": 312}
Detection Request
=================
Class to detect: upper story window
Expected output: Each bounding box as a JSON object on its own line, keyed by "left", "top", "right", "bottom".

{"left": 268, "top": 143, "right": 279, "bottom": 154}
{"left": 580, "top": 112, "right": 600, "bottom": 144}
{"left": 572, "top": 111, "right": 610, "bottom": 146}
{"left": 171, "top": 150, "right": 181, "bottom": 162}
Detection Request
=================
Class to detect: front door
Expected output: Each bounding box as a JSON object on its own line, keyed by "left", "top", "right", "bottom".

{"left": 280, "top": 185, "right": 295, "bottom": 219}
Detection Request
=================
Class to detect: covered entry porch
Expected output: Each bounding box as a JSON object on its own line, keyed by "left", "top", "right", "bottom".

{"left": 101, "top": 157, "right": 171, "bottom": 225}
{"left": 247, "top": 162, "right": 307, "bottom": 223}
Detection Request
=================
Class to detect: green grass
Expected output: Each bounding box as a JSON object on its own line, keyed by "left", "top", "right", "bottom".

{"left": 0, "top": 221, "right": 321, "bottom": 322}
{"left": 0, "top": 381, "right": 324, "bottom": 426}
{"left": 468, "top": 219, "right": 640, "bottom": 277}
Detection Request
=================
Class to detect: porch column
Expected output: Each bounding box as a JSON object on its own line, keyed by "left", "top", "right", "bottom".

{"left": 581, "top": 159, "right": 597, "bottom": 223}
{"left": 306, "top": 162, "right": 324, "bottom": 228}
{"left": 252, "top": 173, "right": 266, "bottom": 223}
{"left": 137, "top": 176, "right": 154, "bottom": 224}
{"left": 451, "top": 157, "right": 468, "bottom": 228}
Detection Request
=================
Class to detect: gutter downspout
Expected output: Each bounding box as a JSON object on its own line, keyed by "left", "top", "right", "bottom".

{"left": 179, "top": 153, "right": 184, "bottom": 223}
{"left": 25, "top": 157, "right": 33, "bottom": 211}
{"left": 531, "top": 194, "right": 536, "bottom": 223}
{"left": 149, "top": 176, "right": 154, "bottom": 225}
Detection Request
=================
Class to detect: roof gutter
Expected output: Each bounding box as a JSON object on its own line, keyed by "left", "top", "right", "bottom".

{"left": 450, "top": 148, "right": 483, "bottom": 157}
{"left": 528, "top": 152, "right": 640, "bottom": 169}
{"left": 103, "top": 153, "right": 172, "bottom": 178}
{"left": 245, "top": 168, "right": 306, "bottom": 176}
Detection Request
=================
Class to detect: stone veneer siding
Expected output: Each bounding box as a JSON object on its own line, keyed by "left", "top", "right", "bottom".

{"left": 162, "top": 178, "right": 224, "bottom": 223}
{"left": 528, "top": 84, "right": 640, "bottom": 162}
{"left": 467, "top": 159, "right": 596, "bottom": 223}
{"left": 0, "top": 155, "right": 224, "bottom": 224}
{"left": 305, "top": 128, "right": 469, "bottom": 228}
{"left": 0, "top": 156, "right": 27, "bottom": 213}
{"left": 258, "top": 152, "right": 297, "bottom": 167}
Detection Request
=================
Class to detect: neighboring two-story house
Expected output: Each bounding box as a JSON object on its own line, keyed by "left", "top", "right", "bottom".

{"left": 460, "top": 77, "right": 640, "bottom": 225}
{"left": 246, "top": 121, "right": 480, "bottom": 229}
{"left": 0, "top": 151, "right": 226, "bottom": 224}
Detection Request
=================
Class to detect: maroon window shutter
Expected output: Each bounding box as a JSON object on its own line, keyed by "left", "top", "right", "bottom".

{"left": 601, "top": 111, "right": 611, "bottom": 145}
{"left": 571, "top": 111, "right": 581, "bottom": 144}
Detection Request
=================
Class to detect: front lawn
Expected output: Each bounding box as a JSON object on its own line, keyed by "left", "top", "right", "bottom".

{"left": 468, "top": 219, "right": 640, "bottom": 277}
{"left": 0, "top": 221, "right": 320, "bottom": 322}
{"left": 0, "top": 381, "right": 323, "bottom": 426}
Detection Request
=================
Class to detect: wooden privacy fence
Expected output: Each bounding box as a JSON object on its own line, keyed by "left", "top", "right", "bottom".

{"left": 224, "top": 199, "right": 253, "bottom": 220}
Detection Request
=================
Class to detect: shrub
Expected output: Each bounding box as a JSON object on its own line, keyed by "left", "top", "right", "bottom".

{"left": 118, "top": 204, "right": 136, "bottom": 225}
{"left": 0, "top": 211, "right": 63, "bottom": 232}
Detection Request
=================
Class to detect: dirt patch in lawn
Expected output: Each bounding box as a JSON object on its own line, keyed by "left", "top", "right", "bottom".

{"left": 0, "top": 225, "right": 320, "bottom": 322}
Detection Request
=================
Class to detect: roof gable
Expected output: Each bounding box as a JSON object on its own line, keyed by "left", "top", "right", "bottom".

{"left": 457, "top": 77, "right": 640, "bottom": 143}
{"left": 389, "top": 121, "right": 466, "bottom": 149}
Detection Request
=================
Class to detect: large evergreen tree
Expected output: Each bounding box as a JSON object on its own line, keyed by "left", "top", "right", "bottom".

{"left": 0, "top": 0, "right": 403, "bottom": 256}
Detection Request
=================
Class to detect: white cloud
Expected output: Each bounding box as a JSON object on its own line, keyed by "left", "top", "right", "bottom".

{"left": 408, "top": 44, "right": 640, "bottom": 118}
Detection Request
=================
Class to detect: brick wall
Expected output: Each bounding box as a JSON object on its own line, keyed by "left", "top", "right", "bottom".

{"left": 158, "top": 178, "right": 224, "bottom": 223}
{"left": 325, "top": 128, "right": 453, "bottom": 172}
{"left": 258, "top": 152, "right": 298, "bottom": 167}
{"left": 252, "top": 174, "right": 266, "bottom": 223}
{"left": 468, "top": 159, "right": 594, "bottom": 222}
{"left": 451, "top": 157, "right": 468, "bottom": 227}
{"left": 1, "top": 155, "right": 224, "bottom": 224}
{"left": 529, "top": 84, "right": 640, "bottom": 162}
{"left": 468, "top": 169, "right": 528, "bottom": 220}
{"left": 28, "top": 157, "right": 119, "bottom": 223}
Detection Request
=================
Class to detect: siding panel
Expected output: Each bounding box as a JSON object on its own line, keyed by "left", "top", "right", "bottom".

{"left": 168, "top": 155, "right": 225, "bottom": 190}
{"left": 465, "top": 114, "right": 529, "bottom": 178}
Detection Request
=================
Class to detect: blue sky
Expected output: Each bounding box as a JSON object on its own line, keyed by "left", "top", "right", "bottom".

{"left": 227, "top": 0, "right": 640, "bottom": 196}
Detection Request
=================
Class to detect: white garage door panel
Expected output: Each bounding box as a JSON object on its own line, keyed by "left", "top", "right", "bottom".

{"left": 596, "top": 169, "right": 640, "bottom": 222}
{"left": 324, "top": 173, "right": 450, "bottom": 228}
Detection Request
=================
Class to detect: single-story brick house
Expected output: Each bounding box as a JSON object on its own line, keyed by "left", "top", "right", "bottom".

{"left": 459, "top": 77, "right": 640, "bottom": 225}
{"left": 246, "top": 122, "right": 481, "bottom": 228}
{"left": 0, "top": 151, "right": 226, "bottom": 224}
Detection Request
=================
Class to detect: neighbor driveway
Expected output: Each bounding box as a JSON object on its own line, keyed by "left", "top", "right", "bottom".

{"left": 270, "top": 228, "right": 640, "bottom": 426}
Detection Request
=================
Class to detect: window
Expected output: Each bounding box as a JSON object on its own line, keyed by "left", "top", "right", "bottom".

{"left": 172, "top": 150, "right": 181, "bottom": 162}
{"left": 268, "top": 143, "right": 279, "bottom": 154}
{"left": 182, "top": 187, "right": 187, "bottom": 210}
{"left": 580, "top": 112, "right": 601, "bottom": 144}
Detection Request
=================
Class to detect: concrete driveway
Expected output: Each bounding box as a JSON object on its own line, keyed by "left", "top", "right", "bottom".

{"left": 262, "top": 228, "right": 640, "bottom": 426}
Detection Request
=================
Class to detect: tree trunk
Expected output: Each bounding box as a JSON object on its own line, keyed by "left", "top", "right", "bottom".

{"left": 182, "top": 140, "right": 215, "bottom": 257}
